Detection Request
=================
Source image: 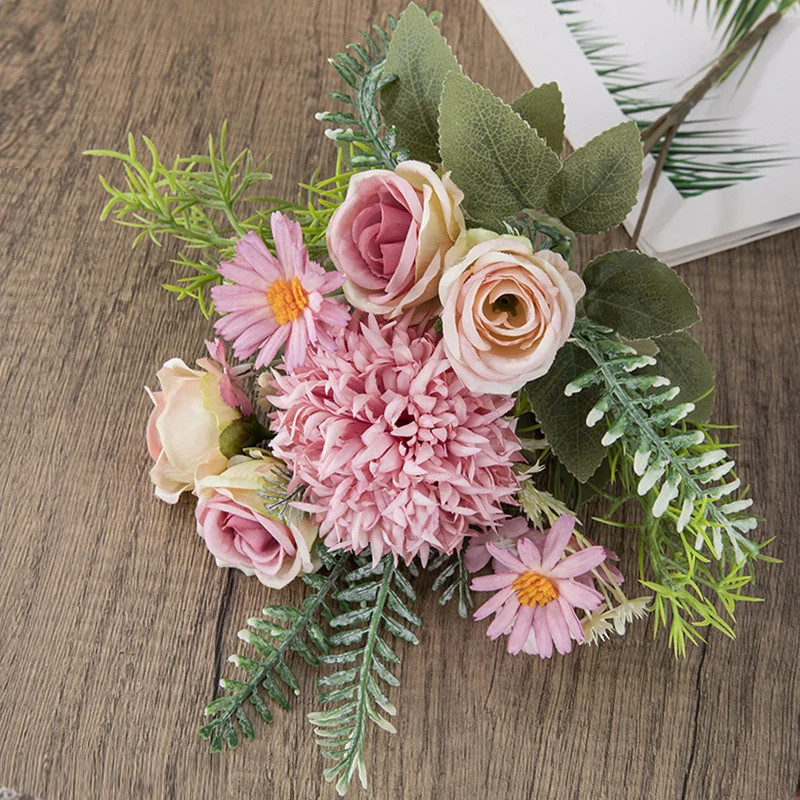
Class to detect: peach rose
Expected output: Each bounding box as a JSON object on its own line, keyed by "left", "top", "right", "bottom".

{"left": 194, "top": 450, "right": 319, "bottom": 588}
{"left": 439, "top": 230, "right": 585, "bottom": 395}
{"left": 145, "top": 351, "right": 243, "bottom": 503}
{"left": 326, "top": 160, "right": 465, "bottom": 318}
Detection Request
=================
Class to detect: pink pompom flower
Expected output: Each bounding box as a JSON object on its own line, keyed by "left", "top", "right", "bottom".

{"left": 268, "top": 313, "right": 522, "bottom": 565}
{"left": 471, "top": 515, "right": 606, "bottom": 658}
{"left": 212, "top": 213, "right": 350, "bottom": 371}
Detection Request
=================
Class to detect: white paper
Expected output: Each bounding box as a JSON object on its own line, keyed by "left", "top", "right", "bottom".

{"left": 479, "top": 0, "right": 800, "bottom": 265}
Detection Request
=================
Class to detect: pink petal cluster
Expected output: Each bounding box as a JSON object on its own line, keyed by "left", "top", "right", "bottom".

{"left": 212, "top": 213, "right": 350, "bottom": 371}
{"left": 268, "top": 313, "right": 522, "bottom": 565}
{"left": 465, "top": 515, "right": 625, "bottom": 584}
{"left": 202, "top": 338, "right": 253, "bottom": 416}
{"left": 471, "top": 516, "right": 606, "bottom": 658}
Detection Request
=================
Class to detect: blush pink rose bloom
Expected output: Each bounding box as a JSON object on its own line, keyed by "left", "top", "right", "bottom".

{"left": 439, "top": 230, "right": 585, "bottom": 395}
{"left": 194, "top": 450, "right": 319, "bottom": 589}
{"left": 326, "top": 160, "right": 465, "bottom": 319}
{"left": 146, "top": 350, "right": 245, "bottom": 504}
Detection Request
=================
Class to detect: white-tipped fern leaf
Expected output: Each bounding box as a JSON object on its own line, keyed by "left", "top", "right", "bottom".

{"left": 568, "top": 319, "right": 758, "bottom": 561}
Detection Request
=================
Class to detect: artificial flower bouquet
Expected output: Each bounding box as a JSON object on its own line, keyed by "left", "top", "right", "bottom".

{"left": 88, "top": 4, "right": 769, "bottom": 794}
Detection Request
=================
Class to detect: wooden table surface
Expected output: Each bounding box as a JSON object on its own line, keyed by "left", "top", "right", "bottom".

{"left": 1, "top": 1, "right": 799, "bottom": 798}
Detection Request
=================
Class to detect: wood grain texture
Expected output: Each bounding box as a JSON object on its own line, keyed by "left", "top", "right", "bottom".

{"left": 1, "top": 1, "right": 798, "bottom": 798}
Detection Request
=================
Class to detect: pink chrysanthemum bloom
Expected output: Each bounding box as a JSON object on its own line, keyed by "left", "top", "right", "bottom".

{"left": 212, "top": 213, "right": 350, "bottom": 371}
{"left": 268, "top": 313, "right": 522, "bottom": 565}
{"left": 471, "top": 515, "right": 606, "bottom": 658}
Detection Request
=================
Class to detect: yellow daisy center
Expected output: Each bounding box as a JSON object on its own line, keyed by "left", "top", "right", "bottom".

{"left": 268, "top": 278, "right": 308, "bottom": 325}
{"left": 512, "top": 571, "right": 558, "bottom": 607}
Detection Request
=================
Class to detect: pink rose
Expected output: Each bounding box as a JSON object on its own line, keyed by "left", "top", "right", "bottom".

{"left": 327, "top": 160, "right": 465, "bottom": 319}
{"left": 145, "top": 341, "right": 250, "bottom": 504}
{"left": 194, "top": 450, "right": 319, "bottom": 588}
{"left": 439, "top": 230, "right": 585, "bottom": 395}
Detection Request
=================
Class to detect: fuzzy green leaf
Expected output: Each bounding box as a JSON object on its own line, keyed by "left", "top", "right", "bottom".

{"left": 643, "top": 332, "right": 715, "bottom": 424}
{"left": 545, "top": 121, "right": 642, "bottom": 233}
{"left": 581, "top": 250, "right": 700, "bottom": 339}
{"left": 526, "top": 342, "right": 608, "bottom": 482}
{"left": 439, "top": 72, "right": 562, "bottom": 230}
{"left": 510, "top": 82, "right": 565, "bottom": 153}
{"left": 381, "top": 2, "right": 461, "bottom": 163}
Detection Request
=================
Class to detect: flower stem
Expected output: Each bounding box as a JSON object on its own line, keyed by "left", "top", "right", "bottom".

{"left": 632, "top": 9, "right": 786, "bottom": 245}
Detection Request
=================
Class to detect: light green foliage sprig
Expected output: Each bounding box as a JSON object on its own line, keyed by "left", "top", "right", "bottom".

{"left": 568, "top": 319, "right": 765, "bottom": 655}
{"left": 310, "top": 555, "right": 420, "bottom": 796}
{"left": 87, "top": 127, "right": 356, "bottom": 315}
{"left": 427, "top": 551, "right": 473, "bottom": 618}
{"left": 199, "top": 546, "right": 349, "bottom": 752}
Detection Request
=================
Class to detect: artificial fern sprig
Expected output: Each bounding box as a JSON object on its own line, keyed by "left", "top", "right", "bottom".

{"left": 428, "top": 551, "right": 474, "bottom": 618}
{"left": 565, "top": 319, "right": 765, "bottom": 655}
{"left": 317, "top": 19, "right": 405, "bottom": 169}
{"left": 568, "top": 319, "right": 758, "bottom": 562}
{"left": 199, "top": 548, "right": 349, "bottom": 752}
{"left": 309, "top": 555, "right": 421, "bottom": 796}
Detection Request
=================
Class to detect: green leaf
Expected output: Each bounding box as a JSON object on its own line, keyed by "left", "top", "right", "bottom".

{"left": 526, "top": 342, "right": 608, "bottom": 482}
{"left": 510, "top": 82, "right": 565, "bottom": 153}
{"left": 218, "top": 417, "right": 269, "bottom": 459}
{"left": 545, "top": 121, "right": 642, "bottom": 233}
{"left": 439, "top": 72, "right": 562, "bottom": 230}
{"left": 581, "top": 250, "right": 700, "bottom": 339}
{"left": 381, "top": 2, "right": 462, "bottom": 163}
{"left": 643, "top": 332, "right": 715, "bottom": 424}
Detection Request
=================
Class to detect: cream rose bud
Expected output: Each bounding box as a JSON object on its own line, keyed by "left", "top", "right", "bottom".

{"left": 145, "top": 357, "right": 240, "bottom": 504}
{"left": 326, "top": 160, "right": 465, "bottom": 319}
{"left": 439, "top": 230, "right": 585, "bottom": 395}
{"left": 194, "top": 451, "right": 319, "bottom": 589}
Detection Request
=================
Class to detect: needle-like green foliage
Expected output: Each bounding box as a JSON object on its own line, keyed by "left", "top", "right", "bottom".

{"left": 86, "top": 125, "right": 355, "bottom": 316}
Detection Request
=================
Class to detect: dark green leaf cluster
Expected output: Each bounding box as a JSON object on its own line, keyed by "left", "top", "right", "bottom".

{"left": 310, "top": 556, "right": 420, "bottom": 796}
{"left": 199, "top": 551, "right": 348, "bottom": 752}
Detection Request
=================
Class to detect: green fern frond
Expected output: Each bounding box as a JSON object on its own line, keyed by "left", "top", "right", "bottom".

{"left": 317, "top": 18, "right": 404, "bottom": 169}
{"left": 428, "top": 551, "right": 473, "bottom": 618}
{"left": 568, "top": 319, "right": 758, "bottom": 561}
{"left": 199, "top": 547, "right": 349, "bottom": 752}
{"left": 309, "top": 556, "right": 421, "bottom": 796}
{"left": 567, "top": 319, "right": 764, "bottom": 655}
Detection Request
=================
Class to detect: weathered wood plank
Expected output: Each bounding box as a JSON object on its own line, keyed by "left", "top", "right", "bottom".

{"left": 0, "top": 1, "right": 797, "bottom": 798}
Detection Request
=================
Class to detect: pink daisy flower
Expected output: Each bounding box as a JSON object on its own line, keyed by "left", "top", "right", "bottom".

{"left": 268, "top": 313, "right": 522, "bottom": 565}
{"left": 212, "top": 213, "right": 350, "bottom": 371}
{"left": 471, "top": 515, "right": 606, "bottom": 658}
